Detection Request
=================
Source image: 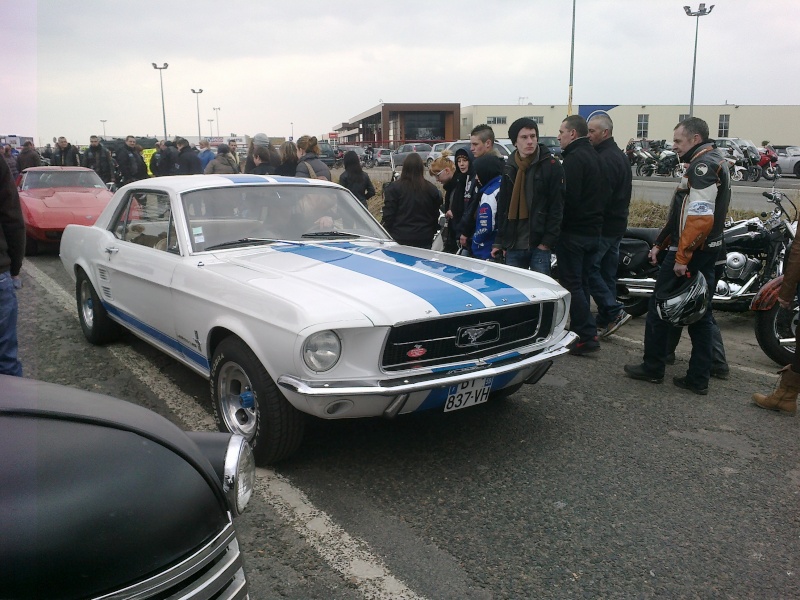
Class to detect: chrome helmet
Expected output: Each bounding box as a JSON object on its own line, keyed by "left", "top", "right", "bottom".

{"left": 655, "top": 271, "right": 709, "bottom": 326}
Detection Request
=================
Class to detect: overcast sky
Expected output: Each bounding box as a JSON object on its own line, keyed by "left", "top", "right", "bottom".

{"left": 3, "top": 0, "right": 798, "bottom": 146}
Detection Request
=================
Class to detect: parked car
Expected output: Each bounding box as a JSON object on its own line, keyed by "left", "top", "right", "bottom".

{"left": 539, "top": 136, "right": 562, "bottom": 157}
{"left": 339, "top": 144, "right": 366, "bottom": 157}
{"left": 773, "top": 145, "right": 800, "bottom": 178}
{"left": 60, "top": 174, "right": 576, "bottom": 463}
{"left": 0, "top": 375, "right": 254, "bottom": 599}
{"left": 373, "top": 148, "right": 392, "bottom": 166}
{"left": 443, "top": 139, "right": 516, "bottom": 161}
{"left": 17, "top": 166, "right": 114, "bottom": 255}
{"left": 316, "top": 141, "right": 336, "bottom": 168}
{"left": 425, "top": 142, "right": 451, "bottom": 166}
{"left": 392, "top": 143, "right": 433, "bottom": 166}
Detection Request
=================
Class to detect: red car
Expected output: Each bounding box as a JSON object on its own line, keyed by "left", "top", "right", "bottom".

{"left": 18, "top": 166, "right": 114, "bottom": 254}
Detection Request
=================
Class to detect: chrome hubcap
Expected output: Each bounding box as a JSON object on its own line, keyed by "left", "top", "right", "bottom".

{"left": 80, "top": 280, "right": 94, "bottom": 328}
{"left": 217, "top": 360, "right": 258, "bottom": 441}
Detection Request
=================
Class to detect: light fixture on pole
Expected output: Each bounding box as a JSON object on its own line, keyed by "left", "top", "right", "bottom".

{"left": 191, "top": 88, "right": 204, "bottom": 144}
{"left": 207, "top": 119, "right": 214, "bottom": 138}
{"left": 684, "top": 3, "right": 714, "bottom": 117}
{"left": 567, "top": 0, "right": 576, "bottom": 116}
{"left": 152, "top": 63, "right": 169, "bottom": 140}
{"left": 290, "top": 122, "right": 294, "bottom": 140}
{"left": 212, "top": 107, "right": 221, "bottom": 137}
{"left": 100, "top": 120, "right": 107, "bottom": 138}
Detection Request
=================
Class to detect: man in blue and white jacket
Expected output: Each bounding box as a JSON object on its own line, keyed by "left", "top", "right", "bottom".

{"left": 471, "top": 155, "right": 504, "bottom": 260}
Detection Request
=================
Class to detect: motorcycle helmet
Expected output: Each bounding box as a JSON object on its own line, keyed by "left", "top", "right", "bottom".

{"left": 655, "top": 271, "right": 709, "bottom": 326}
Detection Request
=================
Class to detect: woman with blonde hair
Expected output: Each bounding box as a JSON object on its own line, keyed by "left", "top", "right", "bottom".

{"left": 382, "top": 153, "right": 442, "bottom": 248}
{"left": 276, "top": 141, "right": 299, "bottom": 176}
{"left": 429, "top": 151, "right": 460, "bottom": 252}
{"left": 295, "top": 135, "right": 331, "bottom": 181}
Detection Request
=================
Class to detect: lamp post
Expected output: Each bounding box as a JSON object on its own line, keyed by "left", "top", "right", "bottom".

{"left": 212, "top": 107, "right": 221, "bottom": 137}
{"left": 152, "top": 63, "right": 169, "bottom": 140}
{"left": 207, "top": 119, "right": 214, "bottom": 138}
{"left": 290, "top": 122, "right": 294, "bottom": 141}
{"left": 684, "top": 3, "right": 714, "bottom": 118}
{"left": 191, "top": 88, "right": 203, "bottom": 144}
{"left": 567, "top": 0, "right": 576, "bottom": 116}
{"left": 100, "top": 119, "right": 107, "bottom": 138}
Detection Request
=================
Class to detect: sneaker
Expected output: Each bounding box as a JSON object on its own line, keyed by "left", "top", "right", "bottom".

{"left": 568, "top": 336, "right": 600, "bottom": 356}
{"left": 673, "top": 376, "right": 709, "bottom": 395}
{"left": 623, "top": 363, "right": 664, "bottom": 383}
{"left": 599, "top": 311, "right": 632, "bottom": 338}
{"left": 710, "top": 367, "right": 730, "bottom": 380}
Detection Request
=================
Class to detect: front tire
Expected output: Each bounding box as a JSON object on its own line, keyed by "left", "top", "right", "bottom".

{"left": 748, "top": 165, "right": 762, "bottom": 183}
{"left": 211, "top": 336, "right": 305, "bottom": 464}
{"left": 754, "top": 301, "right": 798, "bottom": 366}
{"left": 763, "top": 165, "right": 780, "bottom": 181}
{"left": 76, "top": 268, "right": 121, "bottom": 344}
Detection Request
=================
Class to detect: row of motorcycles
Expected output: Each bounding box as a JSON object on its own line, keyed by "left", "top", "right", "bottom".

{"left": 611, "top": 175, "right": 797, "bottom": 365}
{"left": 627, "top": 140, "right": 685, "bottom": 178}
{"left": 725, "top": 144, "right": 780, "bottom": 183}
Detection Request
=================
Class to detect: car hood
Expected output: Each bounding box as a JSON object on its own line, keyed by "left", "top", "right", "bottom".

{"left": 22, "top": 187, "right": 112, "bottom": 209}
{"left": 206, "top": 242, "right": 565, "bottom": 326}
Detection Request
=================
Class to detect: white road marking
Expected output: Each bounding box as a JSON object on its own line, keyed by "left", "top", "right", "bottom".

{"left": 22, "top": 260, "right": 427, "bottom": 600}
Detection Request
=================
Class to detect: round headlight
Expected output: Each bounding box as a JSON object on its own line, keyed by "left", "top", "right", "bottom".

{"left": 303, "top": 330, "right": 341, "bottom": 372}
{"left": 223, "top": 435, "right": 256, "bottom": 516}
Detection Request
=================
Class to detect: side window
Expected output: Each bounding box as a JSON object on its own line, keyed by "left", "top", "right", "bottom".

{"left": 113, "top": 191, "right": 173, "bottom": 250}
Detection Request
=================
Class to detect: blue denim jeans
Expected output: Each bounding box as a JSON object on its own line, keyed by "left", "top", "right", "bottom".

{"left": 554, "top": 233, "right": 600, "bottom": 341}
{"left": 643, "top": 250, "right": 716, "bottom": 387}
{"left": 589, "top": 235, "right": 624, "bottom": 326}
{"left": 0, "top": 272, "right": 22, "bottom": 377}
{"left": 506, "top": 247, "right": 552, "bottom": 275}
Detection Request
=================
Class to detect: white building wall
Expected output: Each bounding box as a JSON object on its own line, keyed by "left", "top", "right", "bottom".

{"left": 461, "top": 105, "right": 800, "bottom": 146}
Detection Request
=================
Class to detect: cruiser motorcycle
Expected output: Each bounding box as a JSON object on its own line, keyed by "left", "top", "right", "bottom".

{"left": 636, "top": 147, "right": 683, "bottom": 178}
{"left": 616, "top": 178, "right": 797, "bottom": 318}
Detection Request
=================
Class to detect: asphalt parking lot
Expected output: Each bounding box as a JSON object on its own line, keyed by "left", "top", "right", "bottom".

{"left": 16, "top": 251, "right": 800, "bottom": 599}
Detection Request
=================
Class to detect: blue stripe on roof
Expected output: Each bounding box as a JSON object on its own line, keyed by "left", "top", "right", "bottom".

{"left": 219, "top": 174, "right": 270, "bottom": 184}
{"left": 275, "top": 245, "right": 483, "bottom": 314}
{"left": 103, "top": 302, "right": 209, "bottom": 371}
{"left": 349, "top": 247, "right": 530, "bottom": 305}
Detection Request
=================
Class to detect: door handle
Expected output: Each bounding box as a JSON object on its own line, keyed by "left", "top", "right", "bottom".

{"left": 104, "top": 247, "right": 119, "bottom": 255}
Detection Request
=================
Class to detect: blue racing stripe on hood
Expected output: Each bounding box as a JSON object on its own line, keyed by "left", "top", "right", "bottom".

{"left": 349, "top": 246, "right": 530, "bottom": 305}
{"left": 276, "top": 245, "right": 484, "bottom": 314}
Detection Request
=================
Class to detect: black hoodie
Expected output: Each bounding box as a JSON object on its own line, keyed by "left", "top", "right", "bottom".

{"left": 451, "top": 147, "right": 476, "bottom": 239}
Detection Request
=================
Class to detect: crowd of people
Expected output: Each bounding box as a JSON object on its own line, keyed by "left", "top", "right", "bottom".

{"left": 4, "top": 115, "right": 800, "bottom": 414}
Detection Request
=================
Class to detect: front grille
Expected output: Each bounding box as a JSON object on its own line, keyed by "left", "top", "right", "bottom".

{"left": 382, "top": 302, "right": 555, "bottom": 371}
{"left": 97, "top": 522, "right": 248, "bottom": 599}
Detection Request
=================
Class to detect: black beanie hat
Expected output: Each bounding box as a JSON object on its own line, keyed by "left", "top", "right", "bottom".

{"left": 473, "top": 155, "right": 504, "bottom": 185}
{"left": 508, "top": 117, "right": 539, "bottom": 144}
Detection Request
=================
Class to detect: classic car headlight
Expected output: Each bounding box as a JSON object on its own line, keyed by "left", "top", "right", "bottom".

{"left": 554, "top": 297, "right": 568, "bottom": 327}
{"left": 303, "top": 330, "right": 341, "bottom": 372}
{"left": 223, "top": 435, "right": 256, "bottom": 515}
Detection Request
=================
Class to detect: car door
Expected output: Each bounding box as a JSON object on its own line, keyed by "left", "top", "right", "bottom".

{"left": 101, "top": 189, "right": 182, "bottom": 358}
{"left": 395, "top": 144, "right": 411, "bottom": 166}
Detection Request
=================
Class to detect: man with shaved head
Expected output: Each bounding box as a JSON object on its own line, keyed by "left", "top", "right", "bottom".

{"left": 587, "top": 113, "right": 632, "bottom": 337}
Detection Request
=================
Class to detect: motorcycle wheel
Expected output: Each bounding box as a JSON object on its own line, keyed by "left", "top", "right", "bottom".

{"left": 731, "top": 168, "right": 743, "bottom": 182}
{"left": 763, "top": 165, "right": 780, "bottom": 181}
{"left": 748, "top": 165, "right": 762, "bottom": 183}
{"left": 616, "top": 285, "right": 650, "bottom": 318}
{"left": 754, "top": 300, "right": 798, "bottom": 366}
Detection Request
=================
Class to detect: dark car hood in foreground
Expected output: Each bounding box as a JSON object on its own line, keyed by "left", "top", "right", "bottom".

{"left": 0, "top": 376, "right": 230, "bottom": 600}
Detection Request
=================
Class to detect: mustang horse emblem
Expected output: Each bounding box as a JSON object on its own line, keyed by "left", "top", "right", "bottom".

{"left": 457, "top": 323, "right": 501, "bottom": 347}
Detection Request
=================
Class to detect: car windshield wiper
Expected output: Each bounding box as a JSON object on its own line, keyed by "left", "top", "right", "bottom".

{"left": 204, "top": 238, "right": 285, "bottom": 251}
{"left": 301, "top": 231, "right": 387, "bottom": 242}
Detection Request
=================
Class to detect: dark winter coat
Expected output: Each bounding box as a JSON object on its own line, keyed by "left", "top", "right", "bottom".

{"left": 0, "top": 158, "right": 25, "bottom": 277}
{"left": 338, "top": 170, "right": 375, "bottom": 207}
{"left": 595, "top": 137, "right": 632, "bottom": 237}
{"left": 451, "top": 148, "right": 476, "bottom": 239}
{"left": 82, "top": 144, "right": 114, "bottom": 183}
{"left": 204, "top": 153, "right": 239, "bottom": 174}
{"left": 296, "top": 153, "right": 331, "bottom": 181}
{"left": 16, "top": 147, "right": 42, "bottom": 172}
{"left": 116, "top": 145, "right": 140, "bottom": 183}
{"left": 560, "top": 136, "right": 608, "bottom": 237}
{"left": 176, "top": 146, "right": 203, "bottom": 175}
{"left": 494, "top": 144, "right": 565, "bottom": 251}
{"left": 382, "top": 180, "right": 442, "bottom": 246}
{"left": 52, "top": 143, "right": 80, "bottom": 167}
{"left": 275, "top": 161, "right": 298, "bottom": 177}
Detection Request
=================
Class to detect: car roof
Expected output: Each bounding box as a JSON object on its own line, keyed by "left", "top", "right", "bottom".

{"left": 23, "top": 166, "right": 94, "bottom": 173}
{"left": 114, "top": 174, "right": 340, "bottom": 194}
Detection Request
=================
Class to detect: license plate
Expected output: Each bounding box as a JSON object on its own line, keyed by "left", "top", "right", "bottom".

{"left": 443, "top": 377, "right": 493, "bottom": 412}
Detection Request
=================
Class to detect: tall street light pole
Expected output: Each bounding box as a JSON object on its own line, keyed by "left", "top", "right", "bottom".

{"left": 191, "top": 88, "right": 204, "bottom": 144}
{"left": 100, "top": 120, "right": 107, "bottom": 138}
{"left": 684, "top": 4, "right": 714, "bottom": 118}
{"left": 207, "top": 119, "right": 214, "bottom": 138}
{"left": 290, "top": 122, "right": 294, "bottom": 140}
{"left": 567, "top": 0, "right": 576, "bottom": 116}
{"left": 152, "top": 63, "right": 169, "bottom": 140}
{"left": 213, "top": 107, "right": 221, "bottom": 137}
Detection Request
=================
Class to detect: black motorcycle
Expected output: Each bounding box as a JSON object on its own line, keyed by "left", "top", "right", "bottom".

{"left": 616, "top": 179, "right": 797, "bottom": 317}
{"left": 636, "top": 147, "right": 683, "bottom": 178}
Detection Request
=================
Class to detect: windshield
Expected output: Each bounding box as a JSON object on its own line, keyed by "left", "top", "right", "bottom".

{"left": 22, "top": 170, "right": 106, "bottom": 190}
{"left": 180, "top": 184, "right": 390, "bottom": 253}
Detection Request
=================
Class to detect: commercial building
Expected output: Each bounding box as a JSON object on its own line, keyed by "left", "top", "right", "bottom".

{"left": 332, "top": 103, "right": 800, "bottom": 147}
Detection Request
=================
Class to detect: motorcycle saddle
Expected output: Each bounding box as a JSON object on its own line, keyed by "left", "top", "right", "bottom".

{"left": 625, "top": 227, "right": 660, "bottom": 246}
